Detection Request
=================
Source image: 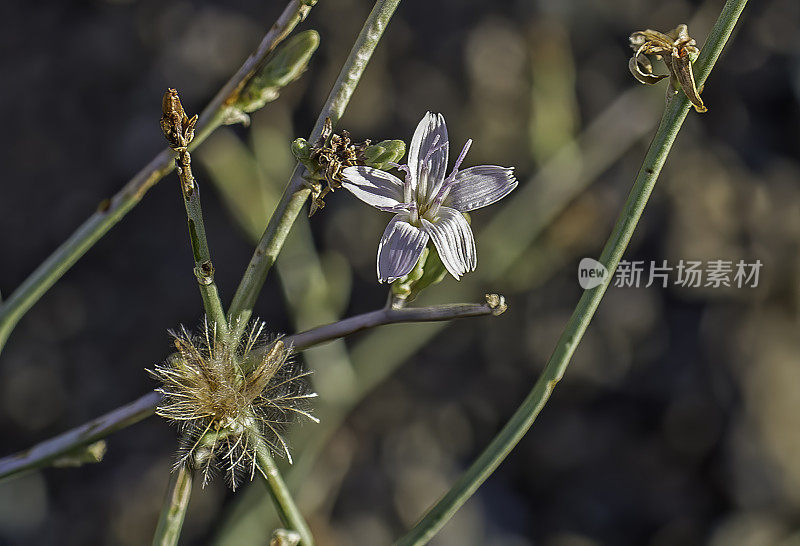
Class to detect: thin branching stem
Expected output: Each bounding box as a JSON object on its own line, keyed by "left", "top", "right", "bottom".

{"left": 0, "top": 0, "right": 316, "bottom": 354}
{"left": 394, "top": 2, "right": 749, "bottom": 544}
{"left": 152, "top": 466, "right": 193, "bottom": 546}
{"left": 227, "top": 0, "right": 402, "bottom": 334}
{"left": 180, "top": 175, "right": 228, "bottom": 331}
{"left": 222, "top": 1, "right": 406, "bottom": 534}
{"left": 251, "top": 432, "right": 315, "bottom": 546}
{"left": 0, "top": 391, "right": 160, "bottom": 482}
{"left": 220, "top": 2, "right": 402, "bottom": 530}
{"left": 153, "top": 88, "right": 232, "bottom": 546}
{"left": 287, "top": 295, "right": 506, "bottom": 349}
{"left": 0, "top": 298, "right": 499, "bottom": 481}
{"left": 163, "top": 89, "right": 229, "bottom": 332}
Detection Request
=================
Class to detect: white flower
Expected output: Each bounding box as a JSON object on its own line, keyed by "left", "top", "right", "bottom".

{"left": 341, "top": 112, "right": 518, "bottom": 283}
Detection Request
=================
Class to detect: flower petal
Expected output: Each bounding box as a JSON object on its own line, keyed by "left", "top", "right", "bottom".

{"left": 443, "top": 165, "right": 518, "bottom": 212}
{"left": 342, "top": 166, "right": 405, "bottom": 211}
{"left": 377, "top": 215, "right": 429, "bottom": 283}
{"left": 408, "top": 112, "right": 449, "bottom": 198}
{"left": 421, "top": 207, "right": 476, "bottom": 280}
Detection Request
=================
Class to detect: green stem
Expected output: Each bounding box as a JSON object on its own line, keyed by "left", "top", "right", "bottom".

{"left": 152, "top": 466, "right": 194, "bottom": 546}
{"left": 174, "top": 148, "right": 229, "bottom": 332}
{"left": 0, "top": 391, "right": 160, "bottom": 482}
{"left": 395, "top": 1, "right": 749, "bottom": 544}
{"left": 251, "top": 432, "right": 315, "bottom": 546}
{"left": 0, "top": 297, "right": 496, "bottom": 482}
{"left": 287, "top": 295, "right": 506, "bottom": 349}
{"left": 153, "top": 96, "right": 231, "bottom": 546}
{"left": 0, "top": 0, "right": 316, "bottom": 354}
{"left": 227, "top": 0, "right": 402, "bottom": 332}
{"left": 224, "top": 3, "right": 401, "bottom": 532}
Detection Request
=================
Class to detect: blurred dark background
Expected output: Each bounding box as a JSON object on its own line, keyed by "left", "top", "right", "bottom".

{"left": 1, "top": 0, "right": 799, "bottom": 544}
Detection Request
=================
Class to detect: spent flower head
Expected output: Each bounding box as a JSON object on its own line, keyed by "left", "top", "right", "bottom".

{"left": 292, "top": 118, "right": 406, "bottom": 216}
{"left": 629, "top": 24, "right": 707, "bottom": 113}
{"left": 150, "top": 319, "right": 318, "bottom": 489}
{"left": 341, "top": 112, "right": 518, "bottom": 283}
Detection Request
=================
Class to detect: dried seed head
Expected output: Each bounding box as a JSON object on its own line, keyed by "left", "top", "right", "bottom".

{"left": 150, "top": 319, "right": 318, "bottom": 490}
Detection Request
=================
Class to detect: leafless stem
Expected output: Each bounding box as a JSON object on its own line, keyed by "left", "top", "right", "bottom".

{"left": 0, "top": 391, "right": 160, "bottom": 482}
{"left": 0, "top": 296, "right": 506, "bottom": 481}
{"left": 284, "top": 294, "right": 507, "bottom": 350}
{"left": 0, "top": 0, "right": 317, "bottom": 353}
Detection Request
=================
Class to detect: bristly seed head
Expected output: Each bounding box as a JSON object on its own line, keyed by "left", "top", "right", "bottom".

{"left": 149, "top": 319, "right": 318, "bottom": 490}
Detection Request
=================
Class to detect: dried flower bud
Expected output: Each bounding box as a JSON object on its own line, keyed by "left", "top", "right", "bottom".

{"left": 161, "top": 88, "right": 198, "bottom": 148}
{"left": 150, "top": 319, "right": 318, "bottom": 490}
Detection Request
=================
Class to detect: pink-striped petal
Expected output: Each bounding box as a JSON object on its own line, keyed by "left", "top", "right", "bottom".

{"left": 420, "top": 207, "right": 476, "bottom": 280}
{"left": 443, "top": 165, "right": 518, "bottom": 212}
{"left": 377, "top": 215, "right": 429, "bottom": 283}
{"left": 342, "top": 166, "right": 406, "bottom": 211}
{"left": 408, "top": 112, "right": 448, "bottom": 198}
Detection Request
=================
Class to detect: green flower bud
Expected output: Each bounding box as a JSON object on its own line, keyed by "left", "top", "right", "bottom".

{"left": 362, "top": 139, "right": 406, "bottom": 169}
{"left": 390, "top": 240, "right": 450, "bottom": 302}
{"left": 257, "top": 30, "right": 320, "bottom": 89}
{"left": 291, "top": 138, "right": 312, "bottom": 161}
{"left": 404, "top": 243, "right": 449, "bottom": 301}
{"left": 291, "top": 137, "right": 322, "bottom": 175}
{"left": 236, "top": 30, "right": 320, "bottom": 113}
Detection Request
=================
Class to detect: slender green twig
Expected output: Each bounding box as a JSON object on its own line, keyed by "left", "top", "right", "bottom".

{"left": 220, "top": 0, "right": 406, "bottom": 523}
{"left": 153, "top": 88, "right": 232, "bottom": 546}
{"left": 220, "top": 10, "right": 406, "bottom": 534}
{"left": 0, "top": 298, "right": 498, "bottom": 481}
{"left": 395, "top": 1, "right": 749, "bottom": 544}
{"left": 211, "top": 87, "right": 668, "bottom": 544}
{"left": 0, "top": 0, "right": 316, "bottom": 354}
{"left": 152, "top": 466, "right": 193, "bottom": 546}
{"left": 161, "top": 89, "right": 228, "bottom": 331}
{"left": 227, "top": 0, "right": 402, "bottom": 333}
{"left": 251, "top": 432, "right": 315, "bottom": 546}
{"left": 287, "top": 294, "right": 506, "bottom": 349}
{"left": 0, "top": 391, "right": 160, "bottom": 482}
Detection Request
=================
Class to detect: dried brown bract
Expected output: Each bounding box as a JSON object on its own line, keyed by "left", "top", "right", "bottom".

{"left": 150, "top": 320, "right": 318, "bottom": 490}
{"left": 629, "top": 24, "right": 707, "bottom": 113}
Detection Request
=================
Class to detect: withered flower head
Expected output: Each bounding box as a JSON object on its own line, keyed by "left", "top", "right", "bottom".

{"left": 161, "top": 88, "right": 198, "bottom": 148}
{"left": 150, "top": 319, "right": 318, "bottom": 489}
{"left": 629, "top": 24, "right": 707, "bottom": 113}
{"left": 292, "top": 119, "right": 406, "bottom": 216}
{"left": 305, "top": 118, "right": 373, "bottom": 215}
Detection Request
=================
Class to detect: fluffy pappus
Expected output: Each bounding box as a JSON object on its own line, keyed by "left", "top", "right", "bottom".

{"left": 149, "top": 319, "right": 318, "bottom": 490}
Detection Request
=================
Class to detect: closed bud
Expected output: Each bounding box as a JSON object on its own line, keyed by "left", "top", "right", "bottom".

{"left": 236, "top": 30, "right": 320, "bottom": 113}
{"left": 259, "top": 30, "right": 320, "bottom": 89}
{"left": 291, "top": 138, "right": 312, "bottom": 161}
{"left": 391, "top": 243, "right": 449, "bottom": 302}
{"left": 362, "top": 139, "right": 406, "bottom": 169}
